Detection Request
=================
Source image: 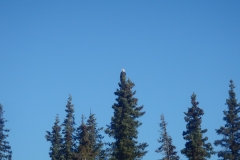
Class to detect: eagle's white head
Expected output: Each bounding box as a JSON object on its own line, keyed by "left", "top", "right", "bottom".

{"left": 122, "top": 69, "right": 125, "bottom": 72}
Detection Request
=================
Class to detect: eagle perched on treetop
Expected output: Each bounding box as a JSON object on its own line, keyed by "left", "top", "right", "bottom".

{"left": 121, "top": 69, "right": 126, "bottom": 76}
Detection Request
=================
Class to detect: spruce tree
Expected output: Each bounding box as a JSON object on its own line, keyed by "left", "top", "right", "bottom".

{"left": 75, "top": 115, "right": 91, "bottom": 160}
{"left": 46, "top": 114, "right": 64, "bottom": 160}
{"left": 62, "top": 95, "right": 76, "bottom": 160}
{"left": 214, "top": 80, "right": 240, "bottom": 159}
{"left": 75, "top": 113, "right": 105, "bottom": 160}
{"left": 181, "top": 93, "right": 214, "bottom": 160}
{"left": 86, "top": 112, "right": 104, "bottom": 160}
{"left": 105, "top": 70, "right": 148, "bottom": 160}
{"left": 156, "top": 114, "right": 179, "bottom": 160}
{"left": 0, "top": 104, "right": 12, "bottom": 160}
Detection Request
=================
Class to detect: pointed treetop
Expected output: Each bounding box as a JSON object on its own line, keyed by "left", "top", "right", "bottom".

{"left": 81, "top": 114, "right": 85, "bottom": 124}
{"left": 214, "top": 80, "right": 240, "bottom": 159}
{"left": 68, "top": 94, "right": 72, "bottom": 101}
{"left": 228, "top": 80, "right": 237, "bottom": 101}
{"left": 120, "top": 69, "right": 126, "bottom": 83}
{"left": 191, "top": 92, "right": 199, "bottom": 106}
{"left": 191, "top": 92, "right": 196, "bottom": 99}
{"left": 229, "top": 79, "right": 235, "bottom": 89}
{"left": 55, "top": 114, "right": 60, "bottom": 123}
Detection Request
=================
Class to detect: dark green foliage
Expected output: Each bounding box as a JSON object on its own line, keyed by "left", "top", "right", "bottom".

{"left": 75, "top": 113, "right": 105, "bottom": 160}
{"left": 214, "top": 80, "right": 240, "bottom": 160}
{"left": 86, "top": 112, "right": 105, "bottom": 160}
{"left": 156, "top": 114, "right": 179, "bottom": 160}
{"left": 46, "top": 114, "right": 64, "bottom": 160}
{"left": 0, "top": 104, "right": 12, "bottom": 160}
{"left": 62, "top": 95, "right": 76, "bottom": 160}
{"left": 75, "top": 115, "right": 91, "bottom": 160}
{"left": 181, "top": 93, "right": 215, "bottom": 160}
{"left": 105, "top": 71, "right": 148, "bottom": 160}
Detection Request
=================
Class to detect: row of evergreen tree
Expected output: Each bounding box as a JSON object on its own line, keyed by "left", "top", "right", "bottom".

{"left": 45, "top": 95, "right": 105, "bottom": 160}
{"left": 153, "top": 79, "right": 240, "bottom": 160}
{"left": 45, "top": 71, "right": 240, "bottom": 160}
{"left": 45, "top": 71, "right": 148, "bottom": 160}
{"left": 0, "top": 71, "right": 239, "bottom": 160}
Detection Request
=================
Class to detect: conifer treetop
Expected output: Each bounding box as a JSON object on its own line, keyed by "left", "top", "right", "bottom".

{"left": 214, "top": 80, "right": 240, "bottom": 159}
{"left": 0, "top": 104, "right": 12, "bottom": 160}
{"left": 181, "top": 93, "right": 215, "bottom": 159}
{"left": 156, "top": 114, "right": 180, "bottom": 160}
{"left": 62, "top": 95, "right": 76, "bottom": 160}
{"left": 45, "top": 114, "right": 63, "bottom": 160}
{"left": 105, "top": 70, "right": 148, "bottom": 160}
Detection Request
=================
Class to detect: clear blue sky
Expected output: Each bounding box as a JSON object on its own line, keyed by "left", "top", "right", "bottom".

{"left": 0, "top": 1, "right": 240, "bottom": 159}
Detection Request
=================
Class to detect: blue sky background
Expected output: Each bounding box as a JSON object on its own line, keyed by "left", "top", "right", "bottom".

{"left": 0, "top": 1, "right": 240, "bottom": 159}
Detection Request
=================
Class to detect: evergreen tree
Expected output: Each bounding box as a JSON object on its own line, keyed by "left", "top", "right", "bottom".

{"left": 181, "top": 93, "right": 214, "bottom": 160}
{"left": 105, "top": 70, "right": 148, "bottom": 160}
{"left": 214, "top": 80, "right": 240, "bottom": 159}
{"left": 46, "top": 114, "right": 64, "bottom": 160}
{"left": 75, "top": 113, "right": 105, "bottom": 160}
{"left": 156, "top": 114, "right": 179, "bottom": 160}
{"left": 75, "top": 115, "right": 91, "bottom": 160}
{"left": 0, "top": 104, "right": 12, "bottom": 160}
{"left": 86, "top": 112, "right": 104, "bottom": 160}
{"left": 62, "top": 95, "right": 76, "bottom": 160}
